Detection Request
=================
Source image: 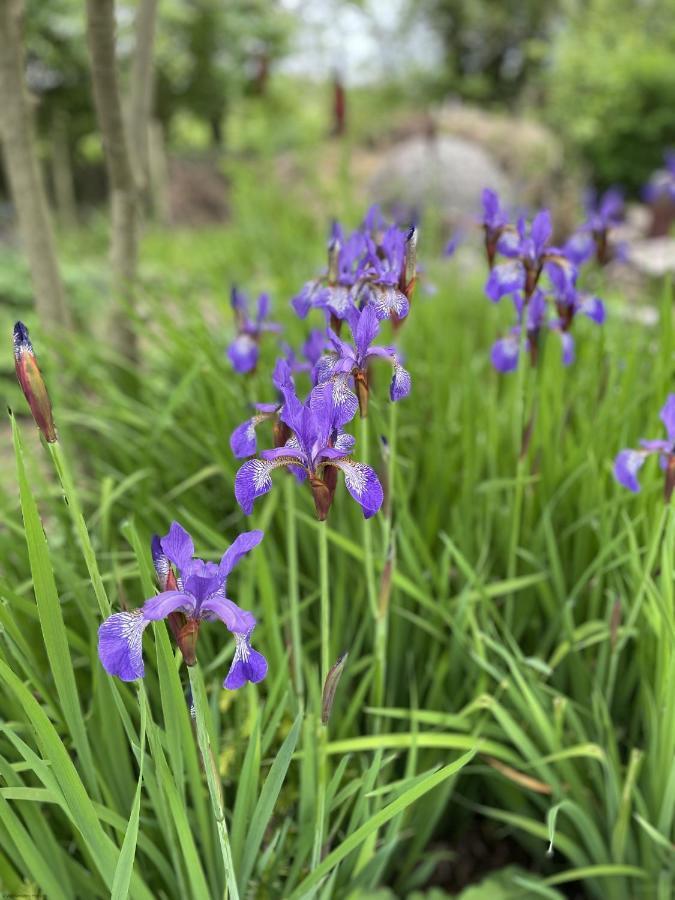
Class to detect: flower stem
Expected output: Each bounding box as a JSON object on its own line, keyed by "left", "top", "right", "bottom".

{"left": 318, "top": 518, "right": 330, "bottom": 685}
{"left": 187, "top": 665, "right": 240, "bottom": 900}
{"left": 505, "top": 320, "right": 531, "bottom": 627}
{"left": 314, "top": 523, "right": 331, "bottom": 871}
{"left": 285, "top": 476, "right": 304, "bottom": 702}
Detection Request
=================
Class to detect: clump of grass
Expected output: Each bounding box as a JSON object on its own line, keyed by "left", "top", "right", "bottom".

{"left": 0, "top": 157, "right": 672, "bottom": 898}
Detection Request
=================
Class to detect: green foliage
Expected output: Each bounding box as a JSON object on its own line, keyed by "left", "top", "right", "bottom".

{"left": 545, "top": 0, "right": 675, "bottom": 192}
{"left": 0, "top": 153, "right": 673, "bottom": 898}
{"left": 414, "top": 0, "right": 560, "bottom": 102}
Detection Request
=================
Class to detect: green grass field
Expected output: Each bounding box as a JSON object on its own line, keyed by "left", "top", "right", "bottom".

{"left": 0, "top": 151, "right": 673, "bottom": 899}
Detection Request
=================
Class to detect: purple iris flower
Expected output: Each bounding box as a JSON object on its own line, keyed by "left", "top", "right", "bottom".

{"left": 356, "top": 225, "right": 411, "bottom": 321}
{"left": 644, "top": 152, "right": 675, "bottom": 204}
{"left": 614, "top": 395, "right": 675, "bottom": 500}
{"left": 481, "top": 188, "right": 510, "bottom": 267}
{"left": 315, "top": 304, "right": 411, "bottom": 417}
{"left": 292, "top": 214, "right": 412, "bottom": 328}
{"left": 98, "top": 523, "right": 267, "bottom": 689}
{"left": 292, "top": 232, "right": 365, "bottom": 323}
{"left": 280, "top": 329, "right": 328, "bottom": 382}
{"left": 490, "top": 290, "right": 547, "bottom": 373}
{"left": 230, "top": 358, "right": 294, "bottom": 459}
{"left": 235, "top": 382, "right": 382, "bottom": 520}
{"left": 566, "top": 188, "right": 624, "bottom": 266}
{"left": 486, "top": 210, "right": 576, "bottom": 303}
{"left": 227, "top": 288, "right": 282, "bottom": 374}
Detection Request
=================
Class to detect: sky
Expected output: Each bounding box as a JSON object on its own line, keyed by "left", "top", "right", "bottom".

{"left": 279, "top": 0, "right": 443, "bottom": 85}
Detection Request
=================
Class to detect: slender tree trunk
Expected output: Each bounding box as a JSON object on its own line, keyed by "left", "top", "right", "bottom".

{"left": 85, "top": 0, "right": 138, "bottom": 362}
{"left": 51, "top": 110, "right": 78, "bottom": 228}
{"left": 129, "top": 0, "right": 158, "bottom": 208}
{"left": 148, "top": 118, "right": 170, "bottom": 225}
{"left": 0, "top": 0, "right": 70, "bottom": 329}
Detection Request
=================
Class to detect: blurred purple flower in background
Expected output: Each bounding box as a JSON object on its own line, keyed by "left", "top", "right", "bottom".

{"left": 315, "top": 304, "right": 411, "bottom": 416}
{"left": 228, "top": 287, "right": 281, "bottom": 374}
{"left": 614, "top": 394, "right": 675, "bottom": 500}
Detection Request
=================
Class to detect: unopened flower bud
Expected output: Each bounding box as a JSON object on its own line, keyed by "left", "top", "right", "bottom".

{"left": 403, "top": 226, "right": 417, "bottom": 299}
{"left": 310, "top": 472, "right": 335, "bottom": 521}
{"left": 665, "top": 454, "right": 675, "bottom": 503}
{"left": 175, "top": 617, "right": 200, "bottom": 667}
{"left": 13, "top": 322, "right": 57, "bottom": 442}
{"left": 321, "top": 651, "right": 348, "bottom": 725}
{"left": 354, "top": 370, "right": 369, "bottom": 418}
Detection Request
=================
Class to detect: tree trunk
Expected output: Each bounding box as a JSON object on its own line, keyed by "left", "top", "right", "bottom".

{"left": 0, "top": 0, "right": 70, "bottom": 329}
{"left": 85, "top": 0, "right": 138, "bottom": 362}
{"left": 129, "top": 0, "right": 158, "bottom": 209}
{"left": 51, "top": 110, "right": 78, "bottom": 228}
{"left": 148, "top": 118, "right": 169, "bottom": 225}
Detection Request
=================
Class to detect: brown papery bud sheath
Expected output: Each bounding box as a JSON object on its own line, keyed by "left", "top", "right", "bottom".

{"left": 321, "top": 652, "right": 348, "bottom": 725}
{"left": 13, "top": 322, "right": 57, "bottom": 442}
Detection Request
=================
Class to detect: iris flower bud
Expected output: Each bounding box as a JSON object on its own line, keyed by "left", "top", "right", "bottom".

{"left": 13, "top": 322, "right": 57, "bottom": 443}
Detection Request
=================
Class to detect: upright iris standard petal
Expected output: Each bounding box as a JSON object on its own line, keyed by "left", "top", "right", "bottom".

{"left": 614, "top": 450, "right": 646, "bottom": 492}
{"left": 224, "top": 631, "right": 268, "bottom": 689}
{"left": 327, "top": 458, "right": 384, "bottom": 518}
{"left": 228, "top": 334, "right": 259, "bottom": 374}
{"left": 354, "top": 304, "right": 380, "bottom": 358}
{"left": 531, "top": 209, "right": 553, "bottom": 255}
{"left": 98, "top": 611, "right": 150, "bottom": 681}
{"left": 219, "top": 530, "right": 264, "bottom": 580}
{"left": 160, "top": 522, "right": 195, "bottom": 573}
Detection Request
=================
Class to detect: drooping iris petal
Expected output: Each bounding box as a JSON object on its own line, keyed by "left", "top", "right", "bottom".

{"left": 228, "top": 334, "right": 259, "bottom": 374}
{"left": 200, "top": 595, "right": 256, "bottom": 633}
{"left": 368, "top": 285, "right": 409, "bottom": 321}
{"left": 659, "top": 394, "right": 675, "bottom": 441}
{"left": 219, "top": 530, "right": 264, "bottom": 580}
{"left": 160, "top": 523, "right": 195, "bottom": 573}
{"left": 324, "top": 285, "right": 354, "bottom": 320}
{"left": 560, "top": 331, "right": 575, "bottom": 366}
{"left": 235, "top": 456, "right": 303, "bottom": 514}
{"left": 98, "top": 611, "right": 149, "bottom": 681}
{"left": 578, "top": 295, "right": 606, "bottom": 324}
{"left": 224, "top": 632, "right": 268, "bottom": 690}
{"left": 327, "top": 459, "right": 383, "bottom": 518}
{"left": 230, "top": 417, "right": 259, "bottom": 458}
{"left": 614, "top": 449, "right": 646, "bottom": 493}
{"left": 390, "top": 363, "right": 411, "bottom": 401}
{"left": 491, "top": 335, "right": 520, "bottom": 373}
{"left": 564, "top": 231, "right": 594, "bottom": 266}
{"left": 333, "top": 431, "right": 356, "bottom": 453}
{"left": 485, "top": 261, "right": 524, "bottom": 302}
{"left": 325, "top": 373, "right": 358, "bottom": 428}
{"left": 142, "top": 590, "right": 194, "bottom": 620}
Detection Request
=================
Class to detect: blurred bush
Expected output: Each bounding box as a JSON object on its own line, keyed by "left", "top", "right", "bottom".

{"left": 545, "top": 0, "right": 675, "bottom": 193}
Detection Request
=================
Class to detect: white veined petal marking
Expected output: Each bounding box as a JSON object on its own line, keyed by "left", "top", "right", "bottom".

{"left": 233, "top": 631, "right": 252, "bottom": 663}
{"left": 117, "top": 610, "right": 147, "bottom": 657}
{"left": 251, "top": 456, "right": 306, "bottom": 491}
{"left": 332, "top": 460, "right": 370, "bottom": 497}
